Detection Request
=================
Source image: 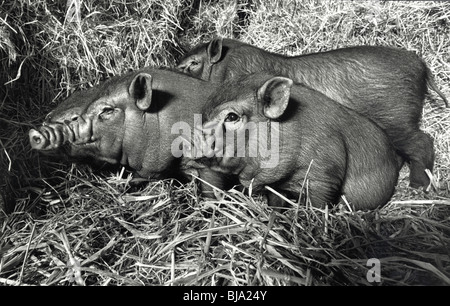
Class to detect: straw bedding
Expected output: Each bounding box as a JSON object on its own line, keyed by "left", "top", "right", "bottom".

{"left": 0, "top": 0, "right": 449, "bottom": 285}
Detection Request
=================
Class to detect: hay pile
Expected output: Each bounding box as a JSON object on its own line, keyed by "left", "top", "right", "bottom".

{"left": 1, "top": 0, "right": 449, "bottom": 286}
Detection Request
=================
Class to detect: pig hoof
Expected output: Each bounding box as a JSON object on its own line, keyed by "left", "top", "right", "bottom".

{"left": 409, "top": 169, "right": 435, "bottom": 192}
{"left": 409, "top": 180, "right": 430, "bottom": 192}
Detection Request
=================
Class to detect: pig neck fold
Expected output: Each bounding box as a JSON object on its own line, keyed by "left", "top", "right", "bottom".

{"left": 121, "top": 78, "right": 176, "bottom": 178}
{"left": 121, "top": 109, "right": 160, "bottom": 176}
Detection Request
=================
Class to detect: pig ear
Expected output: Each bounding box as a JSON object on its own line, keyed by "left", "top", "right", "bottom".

{"left": 129, "top": 73, "right": 153, "bottom": 111}
{"left": 257, "top": 77, "right": 293, "bottom": 119}
{"left": 207, "top": 37, "right": 223, "bottom": 64}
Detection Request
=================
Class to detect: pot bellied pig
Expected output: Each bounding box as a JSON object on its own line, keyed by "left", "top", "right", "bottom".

{"left": 189, "top": 73, "right": 402, "bottom": 210}
{"left": 28, "top": 68, "right": 233, "bottom": 194}
{"left": 176, "top": 37, "right": 448, "bottom": 189}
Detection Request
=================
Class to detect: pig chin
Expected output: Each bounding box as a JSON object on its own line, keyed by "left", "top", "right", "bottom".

{"left": 62, "top": 140, "right": 121, "bottom": 165}
{"left": 118, "top": 146, "right": 148, "bottom": 175}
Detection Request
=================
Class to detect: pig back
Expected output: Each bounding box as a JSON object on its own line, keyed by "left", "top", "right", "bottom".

{"left": 290, "top": 46, "right": 427, "bottom": 110}
{"left": 220, "top": 44, "right": 427, "bottom": 132}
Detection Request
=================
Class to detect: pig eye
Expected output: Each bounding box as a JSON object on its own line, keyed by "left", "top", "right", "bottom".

{"left": 188, "top": 60, "right": 200, "bottom": 72}
{"left": 224, "top": 112, "right": 239, "bottom": 122}
{"left": 98, "top": 107, "right": 115, "bottom": 120}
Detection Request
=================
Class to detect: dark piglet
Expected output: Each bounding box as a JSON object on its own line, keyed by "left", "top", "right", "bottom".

{"left": 177, "top": 38, "right": 448, "bottom": 189}
{"left": 191, "top": 73, "right": 402, "bottom": 210}
{"left": 29, "top": 68, "right": 232, "bottom": 194}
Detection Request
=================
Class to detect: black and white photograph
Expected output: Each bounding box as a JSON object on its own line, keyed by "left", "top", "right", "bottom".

{"left": 0, "top": 0, "right": 449, "bottom": 287}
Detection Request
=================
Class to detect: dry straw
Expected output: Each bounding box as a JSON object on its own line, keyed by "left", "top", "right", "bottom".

{"left": 1, "top": 0, "right": 449, "bottom": 285}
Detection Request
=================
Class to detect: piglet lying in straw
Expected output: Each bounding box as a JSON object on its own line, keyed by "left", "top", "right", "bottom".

{"left": 185, "top": 73, "right": 402, "bottom": 210}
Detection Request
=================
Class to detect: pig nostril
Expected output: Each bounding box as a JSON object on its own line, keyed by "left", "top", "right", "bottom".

{"left": 33, "top": 136, "right": 42, "bottom": 144}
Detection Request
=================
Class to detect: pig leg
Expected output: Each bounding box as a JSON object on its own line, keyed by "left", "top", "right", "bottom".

{"left": 197, "top": 168, "right": 238, "bottom": 198}
{"left": 381, "top": 114, "right": 433, "bottom": 189}
{"left": 305, "top": 181, "right": 342, "bottom": 208}
{"left": 266, "top": 177, "right": 341, "bottom": 209}
{"left": 266, "top": 189, "right": 292, "bottom": 208}
{"left": 405, "top": 130, "right": 434, "bottom": 189}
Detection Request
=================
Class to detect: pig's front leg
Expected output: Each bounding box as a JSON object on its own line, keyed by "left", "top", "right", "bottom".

{"left": 197, "top": 168, "right": 239, "bottom": 198}
{"left": 266, "top": 176, "right": 342, "bottom": 209}
{"left": 303, "top": 179, "right": 343, "bottom": 208}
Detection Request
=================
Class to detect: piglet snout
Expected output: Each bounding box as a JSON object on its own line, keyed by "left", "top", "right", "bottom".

{"left": 29, "top": 129, "right": 50, "bottom": 150}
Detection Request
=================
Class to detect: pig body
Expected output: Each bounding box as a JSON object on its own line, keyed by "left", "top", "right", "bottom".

{"left": 194, "top": 73, "right": 401, "bottom": 210}
{"left": 29, "top": 67, "right": 232, "bottom": 192}
{"left": 177, "top": 38, "right": 448, "bottom": 189}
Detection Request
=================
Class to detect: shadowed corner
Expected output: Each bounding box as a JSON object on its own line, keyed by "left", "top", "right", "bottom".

{"left": 0, "top": 137, "right": 15, "bottom": 215}
{"left": 0, "top": 166, "right": 15, "bottom": 215}
{"left": 0, "top": 180, "right": 6, "bottom": 216}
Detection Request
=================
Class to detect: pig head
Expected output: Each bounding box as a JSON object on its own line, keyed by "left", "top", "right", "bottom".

{"left": 29, "top": 68, "right": 219, "bottom": 179}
